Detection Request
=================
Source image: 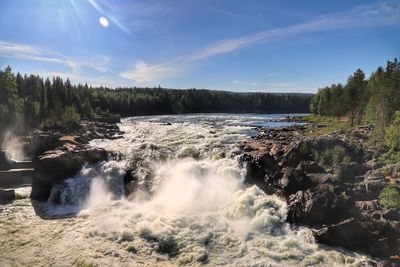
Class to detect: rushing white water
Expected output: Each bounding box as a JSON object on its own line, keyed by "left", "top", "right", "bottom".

{"left": 1, "top": 130, "right": 26, "bottom": 161}
{"left": 0, "top": 114, "right": 374, "bottom": 266}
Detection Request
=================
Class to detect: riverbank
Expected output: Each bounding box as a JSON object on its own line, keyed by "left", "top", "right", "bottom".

{"left": 240, "top": 123, "right": 400, "bottom": 263}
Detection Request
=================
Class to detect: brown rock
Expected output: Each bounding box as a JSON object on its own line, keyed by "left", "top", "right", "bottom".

{"left": 31, "top": 148, "right": 107, "bottom": 201}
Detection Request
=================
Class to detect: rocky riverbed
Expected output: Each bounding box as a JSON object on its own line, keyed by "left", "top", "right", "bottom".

{"left": 4, "top": 115, "right": 398, "bottom": 266}
{"left": 240, "top": 124, "right": 400, "bottom": 263}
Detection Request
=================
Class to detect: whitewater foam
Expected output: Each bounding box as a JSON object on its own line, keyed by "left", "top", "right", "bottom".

{"left": 0, "top": 114, "right": 375, "bottom": 266}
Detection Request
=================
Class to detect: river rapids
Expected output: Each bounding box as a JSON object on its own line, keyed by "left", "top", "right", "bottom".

{"left": 0, "top": 114, "right": 375, "bottom": 266}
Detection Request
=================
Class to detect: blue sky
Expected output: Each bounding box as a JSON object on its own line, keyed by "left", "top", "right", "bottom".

{"left": 0, "top": 0, "right": 399, "bottom": 93}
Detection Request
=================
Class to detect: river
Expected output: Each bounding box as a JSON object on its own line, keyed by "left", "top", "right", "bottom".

{"left": 0, "top": 114, "right": 374, "bottom": 266}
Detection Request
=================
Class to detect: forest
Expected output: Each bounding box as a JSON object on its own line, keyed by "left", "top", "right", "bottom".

{"left": 311, "top": 59, "right": 400, "bottom": 127}
{"left": 310, "top": 58, "right": 400, "bottom": 161}
{"left": 0, "top": 66, "right": 311, "bottom": 131}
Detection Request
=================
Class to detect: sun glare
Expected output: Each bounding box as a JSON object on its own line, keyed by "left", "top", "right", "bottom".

{"left": 99, "top": 16, "right": 109, "bottom": 27}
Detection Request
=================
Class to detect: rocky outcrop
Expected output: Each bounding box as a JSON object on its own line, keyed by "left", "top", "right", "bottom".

{"left": 89, "top": 115, "right": 121, "bottom": 124}
{"left": 240, "top": 126, "right": 400, "bottom": 260}
{"left": 0, "top": 188, "right": 15, "bottom": 204}
{"left": 0, "top": 151, "right": 10, "bottom": 170}
{"left": 31, "top": 120, "right": 123, "bottom": 201}
{"left": 29, "top": 120, "right": 123, "bottom": 157}
{"left": 32, "top": 147, "right": 107, "bottom": 201}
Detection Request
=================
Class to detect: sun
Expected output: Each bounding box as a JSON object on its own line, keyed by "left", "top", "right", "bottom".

{"left": 99, "top": 16, "right": 109, "bottom": 27}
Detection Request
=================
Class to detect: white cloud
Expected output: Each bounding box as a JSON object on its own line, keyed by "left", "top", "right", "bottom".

{"left": 33, "top": 70, "right": 131, "bottom": 88}
{"left": 208, "top": 5, "right": 247, "bottom": 19}
{"left": 0, "top": 41, "right": 111, "bottom": 73}
{"left": 121, "top": 1, "right": 400, "bottom": 82}
{"left": 106, "top": 1, "right": 174, "bottom": 32}
{"left": 120, "top": 60, "right": 184, "bottom": 83}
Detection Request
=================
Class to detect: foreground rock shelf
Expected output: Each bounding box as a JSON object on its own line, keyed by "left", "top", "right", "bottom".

{"left": 240, "top": 125, "right": 400, "bottom": 261}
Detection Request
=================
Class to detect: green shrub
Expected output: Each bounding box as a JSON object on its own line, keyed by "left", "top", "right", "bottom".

{"left": 81, "top": 98, "right": 94, "bottom": 117}
{"left": 379, "top": 150, "right": 400, "bottom": 164}
{"left": 385, "top": 111, "right": 400, "bottom": 151}
{"left": 379, "top": 184, "right": 400, "bottom": 208}
{"left": 380, "top": 168, "right": 389, "bottom": 177}
{"left": 331, "top": 146, "right": 347, "bottom": 165}
{"left": 315, "top": 145, "right": 347, "bottom": 167}
{"left": 94, "top": 106, "right": 110, "bottom": 116}
{"left": 299, "top": 142, "right": 312, "bottom": 158}
{"left": 62, "top": 106, "right": 80, "bottom": 128}
{"left": 366, "top": 127, "right": 386, "bottom": 149}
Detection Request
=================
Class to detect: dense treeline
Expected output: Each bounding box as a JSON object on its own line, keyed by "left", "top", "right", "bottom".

{"left": 0, "top": 66, "right": 311, "bottom": 131}
{"left": 310, "top": 59, "right": 400, "bottom": 128}
{"left": 310, "top": 59, "right": 400, "bottom": 160}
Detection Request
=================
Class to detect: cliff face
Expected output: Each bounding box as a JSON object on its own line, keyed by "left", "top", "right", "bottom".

{"left": 240, "top": 125, "right": 400, "bottom": 260}
{"left": 31, "top": 120, "right": 123, "bottom": 201}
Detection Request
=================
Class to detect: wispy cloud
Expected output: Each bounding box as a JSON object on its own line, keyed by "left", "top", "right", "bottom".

{"left": 0, "top": 40, "right": 111, "bottom": 73}
{"left": 120, "top": 60, "right": 182, "bottom": 83}
{"left": 33, "top": 70, "right": 130, "bottom": 88}
{"left": 208, "top": 5, "right": 247, "bottom": 19}
{"left": 109, "top": 1, "right": 174, "bottom": 31}
{"left": 121, "top": 1, "right": 400, "bottom": 82}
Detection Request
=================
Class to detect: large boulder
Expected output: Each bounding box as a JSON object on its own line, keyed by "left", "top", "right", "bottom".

{"left": 0, "top": 189, "right": 15, "bottom": 204}
{"left": 287, "top": 183, "right": 354, "bottom": 226}
{"left": 278, "top": 167, "right": 317, "bottom": 195}
{"left": 350, "top": 170, "right": 389, "bottom": 201}
{"left": 29, "top": 131, "right": 62, "bottom": 158}
{"left": 382, "top": 208, "right": 400, "bottom": 221}
{"left": 243, "top": 157, "right": 267, "bottom": 190}
{"left": 314, "top": 218, "right": 400, "bottom": 258}
{"left": 31, "top": 148, "right": 107, "bottom": 201}
{"left": 296, "top": 161, "right": 325, "bottom": 174}
{"left": 313, "top": 219, "right": 380, "bottom": 254}
{"left": 336, "top": 162, "right": 366, "bottom": 183}
{"left": 90, "top": 115, "right": 121, "bottom": 124}
{"left": 123, "top": 169, "right": 139, "bottom": 197}
{"left": 29, "top": 119, "right": 124, "bottom": 202}
{"left": 0, "top": 150, "right": 10, "bottom": 170}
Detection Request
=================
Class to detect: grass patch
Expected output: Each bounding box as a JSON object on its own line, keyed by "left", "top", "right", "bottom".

{"left": 299, "top": 115, "right": 351, "bottom": 136}
{"left": 379, "top": 184, "right": 400, "bottom": 209}
{"left": 378, "top": 150, "right": 400, "bottom": 164}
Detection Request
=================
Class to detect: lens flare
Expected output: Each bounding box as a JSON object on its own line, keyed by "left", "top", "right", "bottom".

{"left": 99, "top": 16, "right": 109, "bottom": 27}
